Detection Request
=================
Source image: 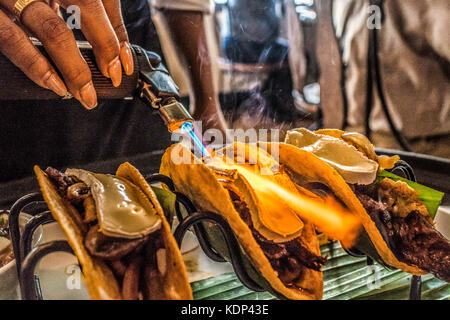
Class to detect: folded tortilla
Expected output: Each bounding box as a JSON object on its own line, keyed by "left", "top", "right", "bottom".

{"left": 264, "top": 141, "right": 428, "bottom": 275}
{"left": 34, "top": 162, "right": 193, "bottom": 300}
{"left": 160, "top": 143, "right": 324, "bottom": 300}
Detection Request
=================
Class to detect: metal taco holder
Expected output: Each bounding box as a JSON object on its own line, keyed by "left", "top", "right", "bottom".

{"left": 10, "top": 174, "right": 264, "bottom": 300}
{"left": 10, "top": 160, "right": 425, "bottom": 300}
{"left": 342, "top": 160, "right": 422, "bottom": 300}
{"left": 2, "top": 40, "right": 441, "bottom": 300}
{"left": 2, "top": 39, "right": 257, "bottom": 299}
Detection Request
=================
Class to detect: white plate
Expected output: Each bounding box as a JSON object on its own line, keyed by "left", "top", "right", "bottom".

{"left": 435, "top": 206, "right": 450, "bottom": 240}
{"left": 0, "top": 260, "right": 20, "bottom": 300}
{"left": 0, "top": 213, "right": 36, "bottom": 300}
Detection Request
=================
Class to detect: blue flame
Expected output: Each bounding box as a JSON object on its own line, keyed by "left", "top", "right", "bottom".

{"left": 180, "top": 121, "right": 210, "bottom": 158}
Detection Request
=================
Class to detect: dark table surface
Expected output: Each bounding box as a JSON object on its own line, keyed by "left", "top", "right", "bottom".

{"left": 0, "top": 149, "right": 165, "bottom": 209}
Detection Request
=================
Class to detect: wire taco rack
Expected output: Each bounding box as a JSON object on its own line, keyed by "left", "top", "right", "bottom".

{"left": 9, "top": 161, "right": 422, "bottom": 300}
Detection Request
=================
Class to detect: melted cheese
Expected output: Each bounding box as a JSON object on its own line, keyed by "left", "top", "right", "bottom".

{"left": 65, "top": 169, "right": 161, "bottom": 239}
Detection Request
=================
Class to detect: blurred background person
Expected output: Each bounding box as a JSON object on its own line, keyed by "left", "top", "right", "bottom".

{"left": 0, "top": 0, "right": 174, "bottom": 188}
{"left": 0, "top": 0, "right": 227, "bottom": 208}
{"left": 150, "top": 0, "right": 228, "bottom": 135}
{"left": 310, "top": 0, "right": 450, "bottom": 157}
{"left": 203, "top": 0, "right": 450, "bottom": 158}
{"left": 218, "top": 0, "right": 297, "bottom": 131}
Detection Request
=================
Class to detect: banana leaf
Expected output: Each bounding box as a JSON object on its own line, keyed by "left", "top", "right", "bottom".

{"left": 151, "top": 186, "right": 176, "bottom": 225}
{"left": 150, "top": 186, "right": 279, "bottom": 297}
{"left": 356, "top": 274, "right": 450, "bottom": 300}
{"left": 348, "top": 171, "right": 445, "bottom": 273}
{"left": 191, "top": 242, "right": 450, "bottom": 300}
{"left": 154, "top": 186, "right": 448, "bottom": 300}
{"left": 377, "top": 170, "right": 444, "bottom": 219}
{"left": 196, "top": 221, "right": 281, "bottom": 299}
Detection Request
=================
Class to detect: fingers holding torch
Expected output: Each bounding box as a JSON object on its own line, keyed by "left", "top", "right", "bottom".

{"left": 100, "top": 0, "right": 134, "bottom": 76}
{"left": 0, "top": 8, "right": 69, "bottom": 97}
{"left": 0, "top": 0, "right": 134, "bottom": 109}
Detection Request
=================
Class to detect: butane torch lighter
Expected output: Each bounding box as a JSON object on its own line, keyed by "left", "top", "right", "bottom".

{"left": 0, "top": 40, "right": 193, "bottom": 133}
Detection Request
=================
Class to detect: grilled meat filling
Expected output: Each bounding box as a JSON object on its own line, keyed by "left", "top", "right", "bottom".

{"left": 354, "top": 184, "right": 450, "bottom": 282}
{"left": 45, "top": 167, "right": 165, "bottom": 299}
{"left": 84, "top": 224, "right": 149, "bottom": 260}
{"left": 0, "top": 213, "right": 13, "bottom": 269}
{"left": 227, "top": 189, "right": 326, "bottom": 286}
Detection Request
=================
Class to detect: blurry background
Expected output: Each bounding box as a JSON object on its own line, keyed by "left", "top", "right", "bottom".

{"left": 153, "top": 0, "right": 319, "bottom": 136}
{"left": 1, "top": 0, "right": 449, "bottom": 208}
{"left": 153, "top": 0, "right": 450, "bottom": 156}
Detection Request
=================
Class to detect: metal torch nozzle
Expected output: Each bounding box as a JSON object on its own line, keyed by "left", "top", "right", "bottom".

{"left": 133, "top": 45, "right": 193, "bottom": 132}
{"left": 157, "top": 97, "right": 193, "bottom": 133}
{"left": 138, "top": 80, "right": 193, "bottom": 133}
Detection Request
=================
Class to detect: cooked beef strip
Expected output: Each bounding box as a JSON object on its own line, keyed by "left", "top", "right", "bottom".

{"left": 141, "top": 230, "right": 166, "bottom": 299}
{"left": 45, "top": 167, "right": 75, "bottom": 196}
{"left": 392, "top": 211, "right": 450, "bottom": 282}
{"left": 121, "top": 256, "right": 144, "bottom": 300}
{"left": 227, "top": 189, "right": 326, "bottom": 286}
{"left": 84, "top": 224, "right": 150, "bottom": 260}
{"left": 354, "top": 192, "right": 396, "bottom": 246}
{"left": 142, "top": 263, "right": 165, "bottom": 300}
{"left": 143, "top": 229, "right": 165, "bottom": 266}
{"left": 354, "top": 185, "right": 450, "bottom": 282}
{"left": 109, "top": 259, "right": 127, "bottom": 278}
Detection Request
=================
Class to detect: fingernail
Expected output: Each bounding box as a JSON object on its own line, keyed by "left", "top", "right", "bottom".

{"left": 45, "top": 73, "right": 67, "bottom": 96}
{"left": 79, "top": 82, "right": 98, "bottom": 109}
{"left": 108, "top": 57, "right": 122, "bottom": 87}
{"left": 120, "top": 42, "right": 134, "bottom": 76}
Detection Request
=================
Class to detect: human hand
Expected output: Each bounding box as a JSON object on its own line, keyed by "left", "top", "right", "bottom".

{"left": 0, "top": 0, "right": 134, "bottom": 109}
{"left": 193, "top": 99, "right": 229, "bottom": 138}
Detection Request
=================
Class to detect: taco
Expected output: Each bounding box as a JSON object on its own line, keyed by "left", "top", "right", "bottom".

{"left": 160, "top": 142, "right": 326, "bottom": 300}
{"left": 281, "top": 128, "right": 450, "bottom": 282}
{"left": 34, "top": 163, "right": 192, "bottom": 300}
